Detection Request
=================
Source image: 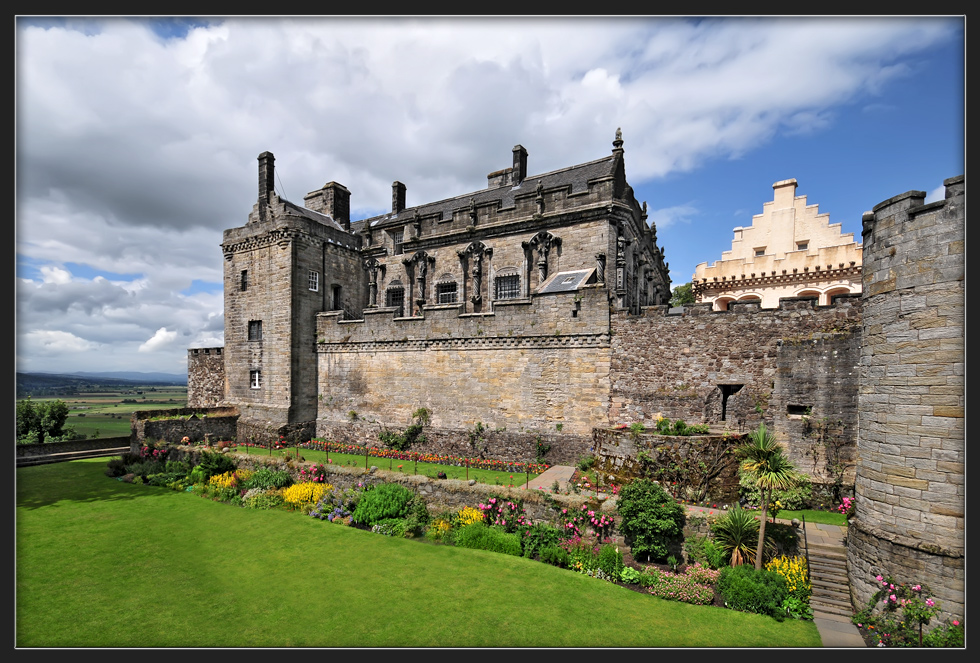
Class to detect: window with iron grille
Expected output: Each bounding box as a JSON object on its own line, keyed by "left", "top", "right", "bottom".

{"left": 495, "top": 274, "right": 520, "bottom": 300}
{"left": 386, "top": 287, "right": 405, "bottom": 317}
{"left": 248, "top": 320, "right": 262, "bottom": 341}
{"left": 436, "top": 281, "right": 457, "bottom": 304}
{"left": 250, "top": 370, "right": 261, "bottom": 389}
{"left": 309, "top": 270, "right": 319, "bottom": 292}
{"left": 241, "top": 270, "right": 248, "bottom": 291}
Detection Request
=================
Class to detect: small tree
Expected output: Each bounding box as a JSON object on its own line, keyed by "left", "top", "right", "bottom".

{"left": 616, "top": 478, "right": 686, "bottom": 562}
{"left": 669, "top": 282, "right": 695, "bottom": 307}
{"left": 738, "top": 423, "right": 799, "bottom": 570}
{"left": 16, "top": 397, "right": 76, "bottom": 444}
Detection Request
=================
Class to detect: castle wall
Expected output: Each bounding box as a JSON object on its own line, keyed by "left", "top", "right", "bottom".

{"left": 848, "top": 175, "right": 964, "bottom": 622}
{"left": 186, "top": 347, "right": 225, "bottom": 408}
{"left": 315, "top": 286, "right": 611, "bottom": 439}
{"left": 607, "top": 296, "right": 862, "bottom": 484}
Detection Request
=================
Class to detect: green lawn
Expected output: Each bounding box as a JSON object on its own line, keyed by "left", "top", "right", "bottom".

{"left": 232, "top": 446, "right": 545, "bottom": 488}
{"left": 16, "top": 458, "right": 823, "bottom": 648}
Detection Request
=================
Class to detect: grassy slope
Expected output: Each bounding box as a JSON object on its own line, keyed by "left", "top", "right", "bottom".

{"left": 16, "top": 459, "right": 822, "bottom": 648}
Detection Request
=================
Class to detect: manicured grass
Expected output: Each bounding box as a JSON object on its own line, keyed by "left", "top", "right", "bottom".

{"left": 16, "top": 458, "right": 823, "bottom": 647}
{"left": 776, "top": 509, "right": 847, "bottom": 527}
{"left": 229, "top": 446, "right": 545, "bottom": 488}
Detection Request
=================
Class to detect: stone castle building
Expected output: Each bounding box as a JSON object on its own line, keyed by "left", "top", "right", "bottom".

{"left": 693, "top": 178, "right": 863, "bottom": 309}
{"left": 185, "top": 133, "right": 963, "bottom": 622}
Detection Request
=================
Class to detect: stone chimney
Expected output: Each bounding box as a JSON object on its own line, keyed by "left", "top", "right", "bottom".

{"left": 258, "top": 151, "right": 275, "bottom": 204}
{"left": 772, "top": 178, "right": 798, "bottom": 209}
{"left": 512, "top": 145, "right": 528, "bottom": 184}
{"left": 392, "top": 181, "right": 406, "bottom": 214}
{"left": 305, "top": 182, "right": 352, "bottom": 231}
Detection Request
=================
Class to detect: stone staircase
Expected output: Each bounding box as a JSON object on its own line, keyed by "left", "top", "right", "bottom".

{"left": 807, "top": 536, "right": 854, "bottom": 618}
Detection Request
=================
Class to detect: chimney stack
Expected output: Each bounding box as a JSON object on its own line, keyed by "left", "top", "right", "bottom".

{"left": 512, "top": 145, "right": 528, "bottom": 184}
{"left": 258, "top": 151, "right": 275, "bottom": 203}
{"left": 392, "top": 181, "right": 406, "bottom": 214}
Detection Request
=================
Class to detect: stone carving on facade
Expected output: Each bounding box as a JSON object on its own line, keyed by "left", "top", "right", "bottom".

{"left": 404, "top": 251, "right": 434, "bottom": 312}
{"left": 457, "top": 241, "right": 492, "bottom": 308}
{"left": 534, "top": 180, "right": 545, "bottom": 217}
{"left": 364, "top": 258, "right": 385, "bottom": 307}
{"left": 595, "top": 253, "right": 606, "bottom": 284}
{"left": 523, "top": 231, "right": 561, "bottom": 285}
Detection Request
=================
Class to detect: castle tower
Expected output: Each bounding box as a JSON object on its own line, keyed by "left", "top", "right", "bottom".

{"left": 848, "top": 175, "right": 965, "bottom": 622}
{"left": 220, "top": 152, "right": 363, "bottom": 441}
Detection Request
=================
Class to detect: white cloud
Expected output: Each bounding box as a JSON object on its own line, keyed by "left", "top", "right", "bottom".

{"left": 14, "top": 16, "right": 962, "bottom": 375}
{"left": 139, "top": 327, "right": 179, "bottom": 352}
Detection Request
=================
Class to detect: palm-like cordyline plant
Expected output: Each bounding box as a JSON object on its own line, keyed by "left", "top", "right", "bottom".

{"left": 710, "top": 504, "right": 759, "bottom": 567}
{"left": 739, "top": 423, "right": 799, "bottom": 570}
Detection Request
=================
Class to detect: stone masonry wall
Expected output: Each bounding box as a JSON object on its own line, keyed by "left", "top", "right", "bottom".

{"left": 316, "top": 285, "right": 611, "bottom": 438}
{"left": 607, "top": 296, "right": 862, "bottom": 475}
{"left": 848, "top": 175, "right": 964, "bottom": 623}
{"left": 187, "top": 347, "right": 225, "bottom": 408}
{"left": 130, "top": 407, "right": 239, "bottom": 451}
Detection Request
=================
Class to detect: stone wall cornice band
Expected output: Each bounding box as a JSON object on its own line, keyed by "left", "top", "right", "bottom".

{"left": 316, "top": 333, "right": 610, "bottom": 352}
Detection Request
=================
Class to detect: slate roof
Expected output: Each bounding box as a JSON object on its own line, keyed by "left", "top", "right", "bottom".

{"left": 350, "top": 153, "right": 617, "bottom": 233}
{"left": 281, "top": 198, "right": 347, "bottom": 232}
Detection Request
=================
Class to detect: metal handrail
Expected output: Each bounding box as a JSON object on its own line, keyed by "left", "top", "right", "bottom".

{"left": 801, "top": 514, "right": 811, "bottom": 581}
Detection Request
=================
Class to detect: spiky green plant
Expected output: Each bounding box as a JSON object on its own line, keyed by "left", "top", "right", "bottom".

{"left": 710, "top": 505, "right": 759, "bottom": 567}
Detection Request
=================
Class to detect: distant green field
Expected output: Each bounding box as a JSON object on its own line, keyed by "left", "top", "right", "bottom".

{"left": 21, "top": 387, "right": 188, "bottom": 440}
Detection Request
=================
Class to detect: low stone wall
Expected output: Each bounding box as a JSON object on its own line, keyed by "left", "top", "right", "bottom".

{"left": 16, "top": 436, "right": 131, "bottom": 459}
{"left": 593, "top": 428, "right": 742, "bottom": 503}
{"left": 315, "top": 421, "right": 590, "bottom": 467}
{"left": 131, "top": 407, "right": 238, "bottom": 451}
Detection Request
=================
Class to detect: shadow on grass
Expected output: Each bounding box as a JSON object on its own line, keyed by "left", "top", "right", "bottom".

{"left": 16, "top": 457, "right": 163, "bottom": 510}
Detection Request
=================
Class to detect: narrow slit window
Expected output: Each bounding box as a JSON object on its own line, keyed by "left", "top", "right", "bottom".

{"left": 250, "top": 370, "right": 262, "bottom": 389}
{"left": 241, "top": 270, "right": 248, "bottom": 291}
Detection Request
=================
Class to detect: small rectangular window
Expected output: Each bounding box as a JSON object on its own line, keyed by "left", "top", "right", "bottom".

{"left": 390, "top": 229, "right": 404, "bottom": 255}
{"left": 250, "top": 370, "right": 262, "bottom": 389}
{"left": 309, "top": 270, "right": 319, "bottom": 292}
{"left": 241, "top": 270, "right": 248, "bottom": 291}
{"left": 248, "top": 320, "right": 262, "bottom": 341}
{"left": 331, "top": 284, "right": 342, "bottom": 311}
{"left": 754, "top": 248, "right": 766, "bottom": 257}
{"left": 436, "top": 282, "right": 457, "bottom": 304}
{"left": 797, "top": 242, "right": 809, "bottom": 251}
{"left": 386, "top": 287, "right": 405, "bottom": 317}
{"left": 495, "top": 274, "right": 520, "bottom": 300}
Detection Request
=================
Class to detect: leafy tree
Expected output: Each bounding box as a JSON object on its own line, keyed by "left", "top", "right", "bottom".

{"left": 616, "top": 478, "right": 686, "bottom": 562}
{"left": 738, "top": 423, "right": 799, "bottom": 570}
{"left": 16, "top": 397, "right": 76, "bottom": 444}
{"left": 669, "top": 282, "right": 695, "bottom": 307}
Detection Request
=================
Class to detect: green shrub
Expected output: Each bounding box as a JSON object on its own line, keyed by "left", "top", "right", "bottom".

{"left": 371, "top": 518, "right": 407, "bottom": 537}
{"left": 616, "top": 478, "right": 686, "bottom": 562}
{"left": 521, "top": 523, "right": 565, "bottom": 560}
{"left": 242, "top": 489, "right": 285, "bottom": 510}
{"left": 620, "top": 566, "right": 642, "bottom": 584}
{"left": 576, "top": 454, "right": 596, "bottom": 471}
{"left": 351, "top": 483, "right": 414, "bottom": 526}
{"left": 717, "top": 564, "right": 789, "bottom": 621}
{"left": 539, "top": 544, "right": 569, "bottom": 568}
{"left": 196, "top": 451, "right": 237, "bottom": 480}
{"left": 402, "top": 494, "right": 431, "bottom": 537}
{"left": 597, "top": 543, "right": 624, "bottom": 578}
{"left": 453, "top": 522, "right": 522, "bottom": 556}
{"left": 683, "top": 534, "right": 728, "bottom": 570}
{"left": 922, "top": 621, "right": 965, "bottom": 648}
{"left": 242, "top": 467, "right": 293, "bottom": 491}
{"left": 739, "top": 467, "right": 812, "bottom": 511}
{"left": 105, "top": 453, "right": 141, "bottom": 477}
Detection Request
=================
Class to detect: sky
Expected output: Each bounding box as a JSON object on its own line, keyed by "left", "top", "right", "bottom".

{"left": 14, "top": 16, "right": 965, "bottom": 377}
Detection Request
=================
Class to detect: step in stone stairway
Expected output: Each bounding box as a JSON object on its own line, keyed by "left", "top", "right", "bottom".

{"left": 808, "top": 540, "right": 854, "bottom": 618}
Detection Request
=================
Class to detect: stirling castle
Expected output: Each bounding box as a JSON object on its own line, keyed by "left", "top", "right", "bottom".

{"left": 185, "top": 131, "right": 964, "bottom": 621}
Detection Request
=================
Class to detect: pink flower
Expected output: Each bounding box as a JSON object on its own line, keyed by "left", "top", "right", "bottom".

{"left": 953, "top": 621, "right": 960, "bottom": 626}
{"left": 876, "top": 575, "right": 883, "bottom": 582}
{"left": 889, "top": 594, "right": 897, "bottom": 602}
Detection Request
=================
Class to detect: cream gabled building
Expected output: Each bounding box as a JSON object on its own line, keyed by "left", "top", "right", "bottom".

{"left": 692, "top": 178, "right": 862, "bottom": 310}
